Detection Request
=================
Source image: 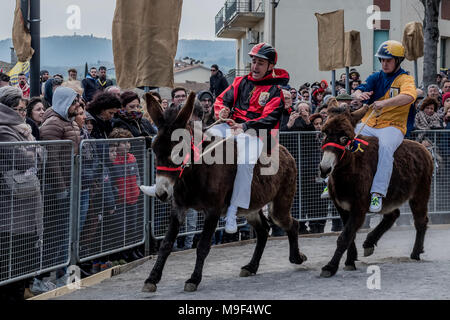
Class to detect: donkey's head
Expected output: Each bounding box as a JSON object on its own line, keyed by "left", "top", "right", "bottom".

{"left": 319, "top": 105, "right": 369, "bottom": 178}
{"left": 144, "top": 91, "right": 196, "bottom": 202}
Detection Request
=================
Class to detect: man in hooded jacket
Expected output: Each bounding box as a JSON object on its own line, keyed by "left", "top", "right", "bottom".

{"left": 209, "top": 64, "right": 229, "bottom": 99}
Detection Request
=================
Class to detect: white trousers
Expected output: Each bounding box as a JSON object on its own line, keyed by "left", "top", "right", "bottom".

{"left": 205, "top": 123, "right": 263, "bottom": 209}
{"left": 355, "top": 123, "right": 404, "bottom": 197}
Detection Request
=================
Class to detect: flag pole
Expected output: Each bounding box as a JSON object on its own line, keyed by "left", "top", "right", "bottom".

{"left": 30, "top": 0, "right": 40, "bottom": 97}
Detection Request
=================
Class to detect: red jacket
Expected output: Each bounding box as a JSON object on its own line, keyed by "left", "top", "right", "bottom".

{"left": 214, "top": 68, "right": 289, "bottom": 132}
{"left": 112, "top": 153, "right": 141, "bottom": 205}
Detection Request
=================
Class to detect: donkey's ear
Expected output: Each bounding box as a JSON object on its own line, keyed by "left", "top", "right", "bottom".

{"left": 350, "top": 104, "right": 369, "bottom": 126}
{"left": 144, "top": 92, "right": 164, "bottom": 128}
{"left": 174, "top": 91, "right": 196, "bottom": 128}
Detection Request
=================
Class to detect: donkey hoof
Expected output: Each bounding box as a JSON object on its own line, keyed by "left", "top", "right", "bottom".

{"left": 142, "top": 282, "right": 157, "bottom": 292}
{"left": 184, "top": 282, "right": 198, "bottom": 292}
{"left": 289, "top": 252, "right": 307, "bottom": 265}
{"left": 240, "top": 268, "right": 255, "bottom": 277}
{"left": 320, "top": 270, "right": 333, "bottom": 278}
{"left": 410, "top": 253, "right": 421, "bottom": 261}
{"left": 364, "top": 246, "right": 375, "bottom": 257}
{"left": 343, "top": 264, "right": 357, "bottom": 271}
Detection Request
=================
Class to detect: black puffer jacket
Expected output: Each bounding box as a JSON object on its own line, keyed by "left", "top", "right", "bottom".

{"left": 209, "top": 70, "right": 229, "bottom": 98}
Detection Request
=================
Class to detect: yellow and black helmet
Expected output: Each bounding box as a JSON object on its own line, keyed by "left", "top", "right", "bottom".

{"left": 375, "top": 40, "right": 405, "bottom": 59}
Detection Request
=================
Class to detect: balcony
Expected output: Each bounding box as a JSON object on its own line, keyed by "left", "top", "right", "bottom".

{"left": 215, "top": 0, "right": 265, "bottom": 39}
{"left": 225, "top": 67, "right": 251, "bottom": 83}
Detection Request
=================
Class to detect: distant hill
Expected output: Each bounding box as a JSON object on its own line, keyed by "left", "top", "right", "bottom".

{"left": 0, "top": 36, "right": 235, "bottom": 78}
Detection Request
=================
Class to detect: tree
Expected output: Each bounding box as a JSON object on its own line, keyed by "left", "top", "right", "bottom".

{"left": 421, "top": 0, "right": 441, "bottom": 90}
{"left": 84, "top": 62, "right": 88, "bottom": 78}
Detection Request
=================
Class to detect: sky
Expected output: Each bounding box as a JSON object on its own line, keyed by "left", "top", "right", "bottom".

{"left": 0, "top": 0, "right": 227, "bottom": 41}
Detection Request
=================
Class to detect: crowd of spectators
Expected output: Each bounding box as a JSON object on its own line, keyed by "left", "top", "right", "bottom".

{"left": 0, "top": 63, "right": 449, "bottom": 300}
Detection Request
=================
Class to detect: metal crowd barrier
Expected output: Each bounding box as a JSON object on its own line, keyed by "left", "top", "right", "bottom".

{"left": 76, "top": 138, "right": 147, "bottom": 263}
{"left": 1, "top": 130, "right": 449, "bottom": 285}
{"left": 0, "top": 140, "right": 73, "bottom": 287}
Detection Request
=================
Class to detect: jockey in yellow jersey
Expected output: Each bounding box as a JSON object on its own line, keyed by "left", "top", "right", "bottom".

{"left": 352, "top": 40, "right": 417, "bottom": 212}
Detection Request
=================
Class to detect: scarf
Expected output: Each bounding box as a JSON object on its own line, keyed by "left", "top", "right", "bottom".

{"left": 415, "top": 110, "right": 443, "bottom": 130}
{"left": 119, "top": 109, "right": 143, "bottom": 121}
{"left": 12, "top": 122, "right": 35, "bottom": 141}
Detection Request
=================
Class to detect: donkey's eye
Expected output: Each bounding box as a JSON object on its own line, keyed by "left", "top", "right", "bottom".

{"left": 340, "top": 136, "right": 349, "bottom": 144}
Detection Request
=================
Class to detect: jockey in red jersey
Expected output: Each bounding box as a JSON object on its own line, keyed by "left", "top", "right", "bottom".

{"left": 211, "top": 42, "right": 289, "bottom": 233}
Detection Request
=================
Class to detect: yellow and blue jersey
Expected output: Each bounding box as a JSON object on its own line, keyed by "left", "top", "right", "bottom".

{"left": 356, "top": 68, "right": 417, "bottom": 135}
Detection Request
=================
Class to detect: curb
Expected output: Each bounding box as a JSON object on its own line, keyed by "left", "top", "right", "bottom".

{"left": 28, "top": 255, "right": 155, "bottom": 300}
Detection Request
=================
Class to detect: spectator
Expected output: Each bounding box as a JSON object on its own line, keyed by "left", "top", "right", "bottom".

{"left": 16, "top": 73, "right": 30, "bottom": 99}
{"left": 161, "top": 98, "right": 169, "bottom": 110}
{"left": 0, "top": 72, "right": 10, "bottom": 87}
{"left": 209, "top": 64, "right": 229, "bottom": 98}
{"left": 320, "top": 79, "right": 328, "bottom": 90}
{"left": 335, "top": 93, "right": 354, "bottom": 109}
{"left": 86, "top": 91, "right": 121, "bottom": 139}
{"left": 26, "top": 97, "right": 45, "bottom": 140}
{"left": 311, "top": 87, "right": 324, "bottom": 113}
{"left": 197, "top": 90, "right": 215, "bottom": 127}
{"left": 415, "top": 97, "right": 443, "bottom": 131}
{"left": 442, "top": 92, "right": 450, "bottom": 124}
{"left": 427, "top": 84, "right": 441, "bottom": 104}
{"left": 0, "top": 86, "right": 44, "bottom": 300}
{"left": 443, "top": 96, "right": 450, "bottom": 129}
{"left": 107, "top": 128, "right": 142, "bottom": 259}
{"left": 40, "top": 70, "right": 49, "bottom": 96}
{"left": 349, "top": 68, "right": 360, "bottom": 81}
{"left": 43, "top": 75, "right": 64, "bottom": 108}
{"left": 350, "top": 79, "right": 362, "bottom": 93}
{"left": 105, "top": 86, "right": 121, "bottom": 99}
{"left": 339, "top": 73, "right": 346, "bottom": 82}
{"left": 350, "top": 97, "right": 364, "bottom": 112}
{"left": 97, "top": 66, "right": 113, "bottom": 91}
{"left": 290, "top": 87, "right": 299, "bottom": 105}
{"left": 170, "top": 87, "right": 187, "bottom": 108}
{"left": 82, "top": 67, "right": 100, "bottom": 102}
{"left": 441, "top": 79, "right": 450, "bottom": 94}
{"left": 300, "top": 88, "right": 310, "bottom": 101}
{"left": 68, "top": 68, "right": 78, "bottom": 81}
{"left": 113, "top": 90, "right": 157, "bottom": 146}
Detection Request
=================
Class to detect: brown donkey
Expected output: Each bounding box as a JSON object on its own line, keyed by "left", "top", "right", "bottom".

{"left": 142, "top": 92, "right": 306, "bottom": 292}
{"left": 318, "top": 106, "right": 433, "bottom": 277}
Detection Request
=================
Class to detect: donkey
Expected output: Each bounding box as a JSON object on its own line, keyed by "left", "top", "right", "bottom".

{"left": 318, "top": 105, "right": 433, "bottom": 278}
{"left": 142, "top": 92, "right": 307, "bottom": 292}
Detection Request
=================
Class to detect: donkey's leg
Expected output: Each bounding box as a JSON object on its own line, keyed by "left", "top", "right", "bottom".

{"left": 362, "top": 209, "right": 400, "bottom": 257}
{"left": 272, "top": 195, "right": 307, "bottom": 265}
{"left": 409, "top": 198, "right": 429, "bottom": 260}
{"left": 142, "top": 213, "right": 181, "bottom": 292}
{"left": 240, "top": 210, "right": 270, "bottom": 277}
{"left": 339, "top": 210, "right": 358, "bottom": 271}
{"left": 321, "top": 210, "right": 365, "bottom": 277}
{"left": 184, "top": 212, "right": 220, "bottom": 292}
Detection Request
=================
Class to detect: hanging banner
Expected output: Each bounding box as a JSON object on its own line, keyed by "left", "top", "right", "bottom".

{"left": 315, "top": 10, "right": 345, "bottom": 71}
{"left": 12, "top": 0, "right": 34, "bottom": 62}
{"left": 112, "top": 0, "right": 183, "bottom": 89}
{"left": 7, "top": 61, "right": 30, "bottom": 86}
{"left": 402, "top": 21, "right": 424, "bottom": 61}
{"left": 344, "top": 30, "right": 362, "bottom": 67}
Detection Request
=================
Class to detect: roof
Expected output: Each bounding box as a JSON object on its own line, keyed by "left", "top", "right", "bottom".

{"left": 174, "top": 63, "right": 210, "bottom": 74}
{"left": 0, "top": 60, "right": 13, "bottom": 73}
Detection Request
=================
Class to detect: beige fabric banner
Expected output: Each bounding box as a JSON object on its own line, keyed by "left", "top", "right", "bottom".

{"left": 315, "top": 10, "right": 345, "bottom": 71}
{"left": 112, "top": 0, "right": 183, "bottom": 89}
{"left": 403, "top": 21, "right": 424, "bottom": 61}
{"left": 344, "top": 30, "right": 362, "bottom": 67}
{"left": 12, "top": 0, "right": 34, "bottom": 62}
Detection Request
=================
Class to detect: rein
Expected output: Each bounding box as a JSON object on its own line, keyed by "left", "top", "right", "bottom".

{"left": 321, "top": 138, "right": 369, "bottom": 161}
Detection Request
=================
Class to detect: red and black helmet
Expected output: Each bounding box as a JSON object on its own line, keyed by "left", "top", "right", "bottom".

{"left": 248, "top": 42, "right": 278, "bottom": 65}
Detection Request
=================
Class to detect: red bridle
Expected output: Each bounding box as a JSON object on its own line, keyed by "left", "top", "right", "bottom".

{"left": 321, "top": 138, "right": 369, "bottom": 161}
{"left": 156, "top": 135, "right": 204, "bottom": 178}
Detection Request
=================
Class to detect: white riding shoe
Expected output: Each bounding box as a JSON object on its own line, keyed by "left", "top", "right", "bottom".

{"left": 140, "top": 185, "right": 156, "bottom": 197}
{"left": 369, "top": 194, "right": 383, "bottom": 213}
{"left": 224, "top": 205, "right": 238, "bottom": 234}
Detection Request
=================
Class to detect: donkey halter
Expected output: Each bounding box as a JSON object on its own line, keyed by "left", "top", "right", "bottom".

{"left": 321, "top": 137, "right": 369, "bottom": 161}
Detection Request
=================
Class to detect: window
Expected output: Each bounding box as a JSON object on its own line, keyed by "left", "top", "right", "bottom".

{"left": 373, "top": 30, "right": 389, "bottom": 72}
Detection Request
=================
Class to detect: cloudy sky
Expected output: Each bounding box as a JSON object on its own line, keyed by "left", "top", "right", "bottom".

{"left": 0, "top": 0, "right": 226, "bottom": 40}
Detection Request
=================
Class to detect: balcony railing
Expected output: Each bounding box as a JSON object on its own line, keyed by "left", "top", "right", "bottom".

{"left": 215, "top": 7, "right": 225, "bottom": 35}
{"left": 225, "top": 67, "right": 251, "bottom": 83}
{"left": 225, "top": 0, "right": 265, "bottom": 21}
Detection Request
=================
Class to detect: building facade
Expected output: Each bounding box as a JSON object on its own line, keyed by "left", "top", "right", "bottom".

{"left": 215, "top": 0, "right": 450, "bottom": 88}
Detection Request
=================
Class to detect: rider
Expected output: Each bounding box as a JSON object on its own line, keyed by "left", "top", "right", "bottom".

{"left": 352, "top": 40, "right": 417, "bottom": 212}
{"left": 211, "top": 42, "right": 289, "bottom": 233}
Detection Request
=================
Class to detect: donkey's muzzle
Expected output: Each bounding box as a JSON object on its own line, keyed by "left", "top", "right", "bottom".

{"left": 319, "top": 165, "right": 331, "bottom": 179}
{"left": 156, "top": 191, "right": 169, "bottom": 202}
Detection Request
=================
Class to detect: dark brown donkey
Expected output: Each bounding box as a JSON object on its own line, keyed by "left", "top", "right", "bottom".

{"left": 318, "top": 105, "right": 433, "bottom": 277}
{"left": 142, "top": 92, "right": 306, "bottom": 292}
